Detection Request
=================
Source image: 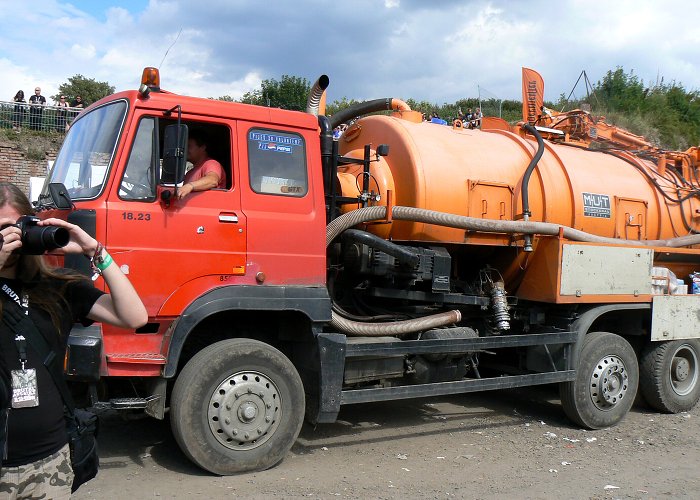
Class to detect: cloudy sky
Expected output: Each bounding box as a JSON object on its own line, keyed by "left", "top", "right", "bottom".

{"left": 1, "top": 0, "right": 699, "bottom": 108}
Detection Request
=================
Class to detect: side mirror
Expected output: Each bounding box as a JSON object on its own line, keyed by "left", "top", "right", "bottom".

{"left": 161, "top": 124, "right": 188, "bottom": 185}
{"left": 47, "top": 183, "right": 73, "bottom": 210}
{"left": 376, "top": 144, "right": 390, "bottom": 157}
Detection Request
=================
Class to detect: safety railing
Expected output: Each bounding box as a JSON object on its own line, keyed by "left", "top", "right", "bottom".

{"left": 0, "top": 100, "right": 83, "bottom": 133}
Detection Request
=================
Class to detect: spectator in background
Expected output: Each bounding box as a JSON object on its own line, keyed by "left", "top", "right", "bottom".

{"left": 430, "top": 112, "right": 447, "bottom": 125}
{"left": 70, "top": 95, "right": 84, "bottom": 109}
{"left": 28, "top": 87, "right": 46, "bottom": 131}
{"left": 68, "top": 95, "right": 84, "bottom": 127}
{"left": 12, "top": 90, "right": 26, "bottom": 131}
{"left": 333, "top": 124, "right": 348, "bottom": 140}
{"left": 464, "top": 108, "right": 473, "bottom": 128}
{"left": 55, "top": 95, "right": 69, "bottom": 132}
{"left": 473, "top": 107, "right": 483, "bottom": 128}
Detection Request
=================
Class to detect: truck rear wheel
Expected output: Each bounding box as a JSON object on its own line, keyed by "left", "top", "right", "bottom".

{"left": 639, "top": 340, "right": 700, "bottom": 413}
{"left": 170, "top": 338, "right": 305, "bottom": 474}
{"left": 560, "top": 331, "right": 638, "bottom": 429}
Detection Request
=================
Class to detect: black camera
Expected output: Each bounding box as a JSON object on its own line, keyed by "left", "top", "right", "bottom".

{"left": 2, "top": 215, "right": 70, "bottom": 255}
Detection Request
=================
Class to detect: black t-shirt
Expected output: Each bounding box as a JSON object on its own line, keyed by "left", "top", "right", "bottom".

{"left": 0, "top": 274, "right": 104, "bottom": 466}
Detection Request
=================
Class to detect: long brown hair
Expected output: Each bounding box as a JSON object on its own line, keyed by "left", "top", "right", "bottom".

{"left": 0, "top": 182, "right": 84, "bottom": 335}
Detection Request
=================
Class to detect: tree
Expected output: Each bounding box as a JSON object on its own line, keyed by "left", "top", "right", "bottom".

{"left": 53, "top": 75, "right": 115, "bottom": 107}
{"left": 238, "top": 75, "right": 311, "bottom": 111}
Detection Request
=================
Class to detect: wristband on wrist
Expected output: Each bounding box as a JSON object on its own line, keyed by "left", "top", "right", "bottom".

{"left": 86, "top": 241, "right": 113, "bottom": 279}
{"left": 85, "top": 241, "right": 103, "bottom": 260}
{"left": 96, "top": 252, "right": 113, "bottom": 271}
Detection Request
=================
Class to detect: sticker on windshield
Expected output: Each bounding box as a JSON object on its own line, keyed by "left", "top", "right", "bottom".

{"left": 260, "top": 176, "right": 304, "bottom": 194}
{"left": 249, "top": 131, "right": 302, "bottom": 154}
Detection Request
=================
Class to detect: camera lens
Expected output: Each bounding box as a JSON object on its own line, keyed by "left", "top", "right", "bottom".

{"left": 21, "top": 226, "right": 70, "bottom": 255}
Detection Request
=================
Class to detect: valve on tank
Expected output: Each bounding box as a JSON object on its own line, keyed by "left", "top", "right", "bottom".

{"left": 480, "top": 268, "right": 510, "bottom": 333}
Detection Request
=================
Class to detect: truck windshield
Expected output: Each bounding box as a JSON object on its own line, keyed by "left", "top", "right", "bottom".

{"left": 44, "top": 100, "right": 128, "bottom": 200}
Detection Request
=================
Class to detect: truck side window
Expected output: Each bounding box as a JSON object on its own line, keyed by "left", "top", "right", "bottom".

{"left": 247, "top": 128, "right": 307, "bottom": 196}
{"left": 120, "top": 117, "right": 156, "bottom": 201}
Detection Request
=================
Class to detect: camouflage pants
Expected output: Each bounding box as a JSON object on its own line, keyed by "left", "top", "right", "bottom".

{"left": 0, "top": 444, "right": 73, "bottom": 499}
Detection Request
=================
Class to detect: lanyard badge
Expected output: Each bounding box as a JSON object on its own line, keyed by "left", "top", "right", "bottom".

{"left": 11, "top": 368, "right": 39, "bottom": 408}
{"left": 2, "top": 285, "right": 41, "bottom": 408}
{"left": 11, "top": 333, "right": 39, "bottom": 408}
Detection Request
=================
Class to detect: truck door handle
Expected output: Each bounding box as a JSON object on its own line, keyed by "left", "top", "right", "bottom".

{"left": 218, "top": 212, "right": 239, "bottom": 223}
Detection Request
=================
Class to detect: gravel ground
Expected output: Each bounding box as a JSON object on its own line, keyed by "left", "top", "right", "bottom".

{"left": 73, "top": 386, "right": 699, "bottom": 499}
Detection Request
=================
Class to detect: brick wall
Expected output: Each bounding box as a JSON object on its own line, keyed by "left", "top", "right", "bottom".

{"left": 0, "top": 138, "right": 59, "bottom": 195}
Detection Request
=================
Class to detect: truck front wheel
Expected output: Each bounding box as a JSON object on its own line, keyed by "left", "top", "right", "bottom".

{"left": 639, "top": 340, "right": 700, "bottom": 413}
{"left": 560, "top": 331, "right": 639, "bottom": 429}
{"left": 170, "top": 338, "right": 305, "bottom": 474}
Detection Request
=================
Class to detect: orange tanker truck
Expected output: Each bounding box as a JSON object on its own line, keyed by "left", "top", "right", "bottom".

{"left": 35, "top": 67, "right": 700, "bottom": 474}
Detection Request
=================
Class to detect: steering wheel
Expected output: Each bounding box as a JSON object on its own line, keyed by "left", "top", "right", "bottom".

{"left": 120, "top": 180, "right": 153, "bottom": 199}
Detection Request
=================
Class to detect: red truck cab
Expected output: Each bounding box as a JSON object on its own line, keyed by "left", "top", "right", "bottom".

{"left": 41, "top": 83, "right": 329, "bottom": 378}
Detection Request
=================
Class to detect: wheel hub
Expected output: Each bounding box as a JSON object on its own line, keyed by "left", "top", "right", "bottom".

{"left": 672, "top": 358, "right": 689, "bottom": 382}
{"left": 208, "top": 371, "right": 281, "bottom": 450}
{"left": 670, "top": 344, "right": 699, "bottom": 396}
{"left": 590, "top": 355, "right": 629, "bottom": 410}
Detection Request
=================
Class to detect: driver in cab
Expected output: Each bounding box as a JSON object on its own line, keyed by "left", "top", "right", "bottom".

{"left": 177, "top": 129, "right": 226, "bottom": 199}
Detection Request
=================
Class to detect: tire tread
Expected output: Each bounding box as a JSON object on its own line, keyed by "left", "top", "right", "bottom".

{"left": 639, "top": 340, "right": 700, "bottom": 413}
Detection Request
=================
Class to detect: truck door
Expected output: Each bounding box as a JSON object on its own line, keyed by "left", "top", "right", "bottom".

{"left": 105, "top": 116, "right": 246, "bottom": 316}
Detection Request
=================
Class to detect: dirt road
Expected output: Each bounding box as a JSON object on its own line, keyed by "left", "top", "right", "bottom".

{"left": 73, "top": 387, "right": 699, "bottom": 499}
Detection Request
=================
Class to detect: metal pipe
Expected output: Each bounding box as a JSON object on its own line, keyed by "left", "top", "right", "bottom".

{"left": 318, "top": 115, "right": 333, "bottom": 199}
{"left": 305, "top": 75, "right": 329, "bottom": 116}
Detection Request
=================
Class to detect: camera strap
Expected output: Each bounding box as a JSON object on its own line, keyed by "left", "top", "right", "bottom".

{"left": 1, "top": 285, "right": 76, "bottom": 413}
{"left": 1, "top": 283, "right": 30, "bottom": 367}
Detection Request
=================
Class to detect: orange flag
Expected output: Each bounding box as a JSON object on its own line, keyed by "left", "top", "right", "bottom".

{"left": 522, "top": 67, "right": 544, "bottom": 124}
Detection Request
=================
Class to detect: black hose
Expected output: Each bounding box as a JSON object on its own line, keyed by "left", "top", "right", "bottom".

{"left": 318, "top": 115, "right": 334, "bottom": 201}
{"left": 342, "top": 228, "right": 421, "bottom": 267}
{"left": 329, "top": 98, "right": 394, "bottom": 128}
{"left": 521, "top": 124, "right": 545, "bottom": 218}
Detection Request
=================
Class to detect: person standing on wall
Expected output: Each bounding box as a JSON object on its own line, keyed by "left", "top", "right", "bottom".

{"left": 11, "top": 91, "right": 26, "bottom": 131}
{"left": 70, "top": 96, "right": 84, "bottom": 109}
{"left": 67, "top": 95, "right": 85, "bottom": 127}
{"left": 55, "top": 95, "right": 69, "bottom": 132}
{"left": 28, "top": 87, "right": 46, "bottom": 131}
{"left": 0, "top": 182, "right": 147, "bottom": 498}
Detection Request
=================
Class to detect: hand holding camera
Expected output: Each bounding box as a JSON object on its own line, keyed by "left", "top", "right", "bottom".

{"left": 0, "top": 216, "right": 70, "bottom": 255}
{"left": 0, "top": 216, "right": 101, "bottom": 272}
{"left": 36, "top": 217, "right": 100, "bottom": 257}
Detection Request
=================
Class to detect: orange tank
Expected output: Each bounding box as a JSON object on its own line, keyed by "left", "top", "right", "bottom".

{"left": 337, "top": 114, "right": 700, "bottom": 246}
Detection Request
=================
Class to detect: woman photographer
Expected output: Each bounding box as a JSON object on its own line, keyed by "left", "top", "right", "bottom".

{"left": 0, "top": 182, "right": 147, "bottom": 498}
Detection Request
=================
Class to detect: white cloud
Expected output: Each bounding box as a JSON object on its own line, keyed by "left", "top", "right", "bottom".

{"left": 70, "top": 44, "right": 96, "bottom": 59}
{"left": 1, "top": 0, "right": 700, "bottom": 109}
